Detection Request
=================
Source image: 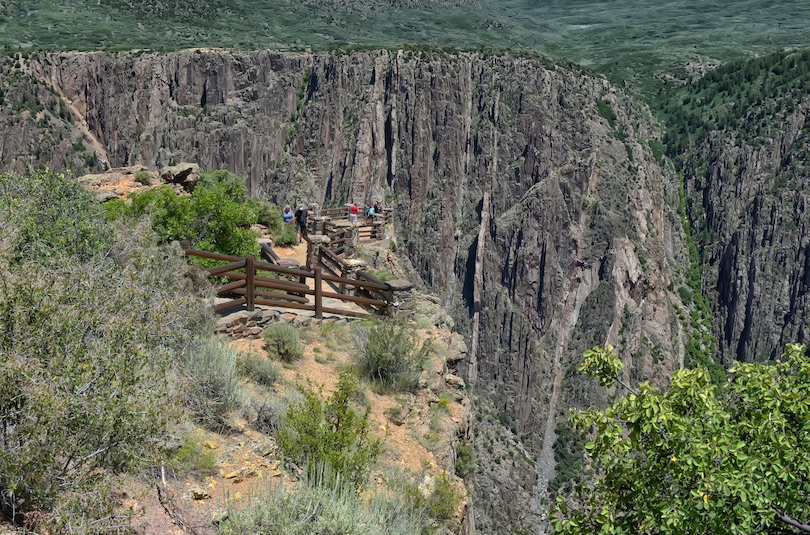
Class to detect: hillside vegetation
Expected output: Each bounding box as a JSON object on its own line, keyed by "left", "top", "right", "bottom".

{"left": 663, "top": 49, "right": 810, "bottom": 156}
{"left": 3, "top": 1, "right": 810, "bottom": 99}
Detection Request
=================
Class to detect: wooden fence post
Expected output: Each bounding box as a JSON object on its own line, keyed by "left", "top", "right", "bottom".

{"left": 246, "top": 254, "right": 255, "bottom": 312}
{"left": 314, "top": 266, "right": 323, "bottom": 319}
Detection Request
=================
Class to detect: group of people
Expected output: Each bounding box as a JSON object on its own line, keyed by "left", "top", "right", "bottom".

{"left": 358, "top": 201, "right": 381, "bottom": 224}
{"left": 281, "top": 200, "right": 383, "bottom": 242}
{"left": 282, "top": 204, "right": 309, "bottom": 241}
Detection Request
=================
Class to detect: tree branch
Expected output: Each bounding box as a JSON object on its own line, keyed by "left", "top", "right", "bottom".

{"left": 778, "top": 512, "right": 810, "bottom": 533}
{"left": 614, "top": 377, "right": 639, "bottom": 397}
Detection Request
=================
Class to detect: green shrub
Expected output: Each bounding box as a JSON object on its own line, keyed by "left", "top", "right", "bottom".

{"left": 179, "top": 337, "right": 243, "bottom": 429}
{"left": 245, "top": 197, "right": 283, "bottom": 234}
{"left": 279, "top": 373, "right": 381, "bottom": 489}
{"left": 0, "top": 169, "right": 112, "bottom": 263}
{"left": 425, "top": 472, "right": 463, "bottom": 521}
{"left": 237, "top": 351, "right": 280, "bottom": 386}
{"left": 195, "top": 169, "right": 248, "bottom": 201}
{"left": 677, "top": 285, "right": 693, "bottom": 304}
{"left": 134, "top": 169, "right": 152, "bottom": 185}
{"left": 263, "top": 323, "right": 304, "bottom": 363}
{"left": 455, "top": 439, "right": 475, "bottom": 478}
{"left": 596, "top": 99, "right": 617, "bottom": 129}
{"left": 354, "top": 319, "right": 430, "bottom": 393}
{"left": 220, "top": 466, "right": 425, "bottom": 535}
{"left": 390, "top": 470, "right": 463, "bottom": 525}
{"left": 547, "top": 421, "right": 583, "bottom": 495}
{"left": 168, "top": 432, "right": 218, "bottom": 477}
{"left": 273, "top": 221, "right": 299, "bottom": 246}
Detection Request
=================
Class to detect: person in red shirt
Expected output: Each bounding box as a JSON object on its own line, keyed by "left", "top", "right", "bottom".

{"left": 349, "top": 203, "right": 359, "bottom": 224}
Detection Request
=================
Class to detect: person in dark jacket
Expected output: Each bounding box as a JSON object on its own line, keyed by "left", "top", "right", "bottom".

{"left": 296, "top": 205, "right": 309, "bottom": 241}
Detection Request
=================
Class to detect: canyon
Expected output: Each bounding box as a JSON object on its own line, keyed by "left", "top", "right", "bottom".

{"left": 0, "top": 49, "right": 806, "bottom": 533}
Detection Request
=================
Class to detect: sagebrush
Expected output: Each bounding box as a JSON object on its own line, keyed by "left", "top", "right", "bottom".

{"left": 354, "top": 319, "right": 430, "bottom": 393}
{"left": 264, "top": 323, "right": 304, "bottom": 363}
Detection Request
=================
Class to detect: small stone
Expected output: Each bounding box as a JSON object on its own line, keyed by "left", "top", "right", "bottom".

{"left": 224, "top": 466, "right": 258, "bottom": 483}
{"left": 211, "top": 510, "right": 229, "bottom": 525}
{"left": 202, "top": 440, "right": 219, "bottom": 450}
{"left": 189, "top": 487, "right": 210, "bottom": 500}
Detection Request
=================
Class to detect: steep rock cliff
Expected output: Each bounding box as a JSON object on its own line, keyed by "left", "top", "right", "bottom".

{"left": 683, "top": 103, "right": 810, "bottom": 364}
{"left": 0, "top": 50, "right": 687, "bottom": 534}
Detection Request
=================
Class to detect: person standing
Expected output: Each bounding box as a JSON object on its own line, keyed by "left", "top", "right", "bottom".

{"left": 366, "top": 202, "right": 375, "bottom": 224}
{"left": 296, "top": 204, "right": 309, "bottom": 241}
{"left": 283, "top": 205, "right": 294, "bottom": 224}
{"left": 349, "top": 203, "right": 359, "bottom": 224}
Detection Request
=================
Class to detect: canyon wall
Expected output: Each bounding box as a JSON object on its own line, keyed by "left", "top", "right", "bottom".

{"left": 683, "top": 105, "right": 810, "bottom": 364}
{"left": 0, "top": 50, "right": 687, "bottom": 533}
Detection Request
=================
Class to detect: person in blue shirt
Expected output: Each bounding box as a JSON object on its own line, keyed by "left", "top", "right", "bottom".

{"left": 283, "top": 205, "right": 294, "bottom": 224}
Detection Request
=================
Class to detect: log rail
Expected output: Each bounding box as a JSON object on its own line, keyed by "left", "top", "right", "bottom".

{"left": 181, "top": 241, "right": 392, "bottom": 319}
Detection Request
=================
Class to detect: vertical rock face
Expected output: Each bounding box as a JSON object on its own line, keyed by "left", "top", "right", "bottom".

{"left": 2, "top": 50, "right": 687, "bottom": 533}
{"left": 684, "top": 105, "right": 810, "bottom": 364}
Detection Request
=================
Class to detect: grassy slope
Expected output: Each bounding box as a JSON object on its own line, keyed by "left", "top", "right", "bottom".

{"left": 3, "top": 0, "right": 810, "bottom": 99}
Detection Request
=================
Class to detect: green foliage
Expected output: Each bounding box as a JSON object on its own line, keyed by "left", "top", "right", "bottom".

{"left": 674, "top": 177, "right": 722, "bottom": 383}
{"left": 278, "top": 373, "right": 381, "bottom": 489}
{"left": 219, "top": 466, "right": 426, "bottom": 535}
{"left": 455, "top": 439, "right": 476, "bottom": 478}
{"left": 167, "top": 432, "right": 218, "bottom": 477}
{"left": 580, "top": 345, "right": 629, "bottom": 390}
{"left": 0, "top": 174, "right": 212, "bottom": 529}
{"left": 273, "top": 221, "right": 300, "bottom": 247}
{"left": 196, "top": 169, "right": 248, "bottom": 200}
{"left": 596, "top": 99, "right": 616, "bottom": 129}
{"left": 115, "top": 170, "right": 259, "bottom": 256}
{"left": 663, "top": 49, "right": 810, "bottom": 156}
{"left": 179, "top": 336, "right": 243, "bottom": 429}
{"left": 365, "top": 267, "right": 395, "bottom": 282}
{"left": 354, "top": 319, "right": 430, "bottom": 393}
{"left": 393, "top": 470, "right": 463, "bottom": 524}
{"left": 648, "top": 139, "right": 665, "bottom": 163}
{"left": 677, "top": 285, "right": 693, "bottom": 304}
{"left": 134, "top": 169, "right": 152, "bottom": 185}
{"left": 425, "top": 472, "right": 463, "bottom": 521}
{"left": 245, "top": 196, "right": 283, "bottom": 234}
{"left": 548, "top": 422, "right": 584, "bottom": 496}
{"left": 263, "top": 323, "right": 304, "bottom": 363}
{"left": 236, "top": 351, "right": 280, "bottom": 386}
{"left": 102, "top": 197, "right": 128, "bottom": 220}
{"left": 0, "top": 169, "right": 112, "bottom": 263}
{"left": 552, "top": 344, "right": 810, "bottom": 535}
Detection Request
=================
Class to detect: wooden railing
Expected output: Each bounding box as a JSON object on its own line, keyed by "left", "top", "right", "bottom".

{"left": 181, "top": 242, "right": 391, "bottom": 319}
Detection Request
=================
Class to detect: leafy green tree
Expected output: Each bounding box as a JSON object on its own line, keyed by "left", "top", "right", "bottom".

{"left": 552, "top": 344, "right": 810, "bottom": 534}
{"left": 279, "top": 372, "right": 381, "bottom": 489}
{"left": 117, "top": 171, "right": 259, "bottom": 256}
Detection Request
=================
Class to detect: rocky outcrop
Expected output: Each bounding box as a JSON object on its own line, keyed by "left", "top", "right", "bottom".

{"left": 0, "top": 49, "right": 687, "bottom": 534}
{"left": 683, "top": 103, "right": 810, "bottom": 364}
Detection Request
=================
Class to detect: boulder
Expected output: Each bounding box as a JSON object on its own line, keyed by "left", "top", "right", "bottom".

{"left": 160, "top": 163, "right": 200, "bottom": 192}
